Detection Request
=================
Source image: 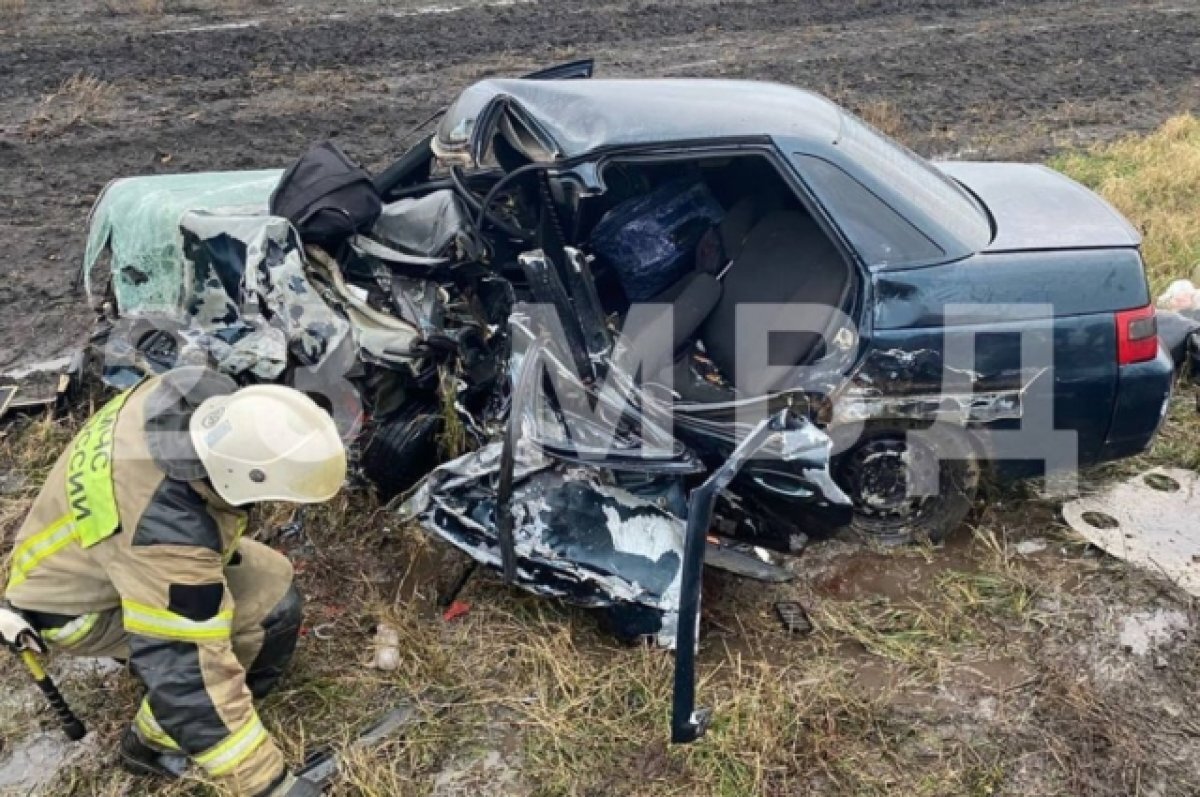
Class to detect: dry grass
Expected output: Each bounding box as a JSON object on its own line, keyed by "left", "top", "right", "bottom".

{"left": 5, "top": 117, "right": 1200, "bottom": 796}
{"left": 291, "top": 68, "right": 367, "bottom": 97}
{"left": 812, "top": 556, "right": 1038, "bottom": 671}
{"left": 211, "top": 0, "right": 283, "bottom": 9}
{"left": 818, "top": 85, "right": 909, "bottom": 143}
{"left": 24, "top": 73, "right": 121, "bottom": 139}
{"left": 1053, "top": 116, "right": 1200, "bottom": 479}
{"left": 0, "top": 410, "right": 86, "bottom": 553}
{"left": 101, "top": 0, "right": 164, "bottom": 15}
{"left": 855, "top": 99, "right": 908, "bottom": 141}
{"left": 7, "top": 397, "right": 1200, "bottom": 796}
{"left": 1053, "top": 114, "right": 1200, "bottom": 292}
{"left": 241, "top": 66, "right": 379, "bottom": 116}
{"left": 1149, "top": 389, "right": 1200, "bottom": 471}
{"left": 437, "top": 368, "right": 467, "bottom": 460}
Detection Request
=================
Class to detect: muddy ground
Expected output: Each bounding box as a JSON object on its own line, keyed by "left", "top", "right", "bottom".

{"left": 0, "top": 0, "right": 1198, "bottom": 369}
{"left": 1, "top": 1, "right": 1200, "bottom": 796}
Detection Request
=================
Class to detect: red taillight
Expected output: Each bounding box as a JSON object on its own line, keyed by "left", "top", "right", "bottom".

{"left": 1115, "top": 304, "right": 1159, "bottom": 365}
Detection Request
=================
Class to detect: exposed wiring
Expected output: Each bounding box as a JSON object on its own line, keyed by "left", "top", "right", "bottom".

{"left": 473, "top": 162, "right": 547, "bottom": 244}
{"left": 450, "top": 166, "right": 534, "bottom": 249}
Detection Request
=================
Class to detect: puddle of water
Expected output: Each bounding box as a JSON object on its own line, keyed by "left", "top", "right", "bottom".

{"left": 0, "top": 658, "right": 119, "bottom": 793}
{"left": 851, "top": 656, "right": 910, "bottom": 696}
{"left": 848, "top": 650, "right": 1031, "bottom": 704}
{"left": 950, "top": 657, "right": 1032, "bottom": 691}
{"left": 812, "top": 540, "right": 977, "bottom": 603}
{"left": 431, "top": 749, "right": 525, "bottom": 797}
{"left": 0, "top": 731, "right": 98, "bottom": 793}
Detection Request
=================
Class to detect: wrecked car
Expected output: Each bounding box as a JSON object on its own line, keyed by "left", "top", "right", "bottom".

{"left": 80, "top": 61, "right": 1175, "bottom": 742}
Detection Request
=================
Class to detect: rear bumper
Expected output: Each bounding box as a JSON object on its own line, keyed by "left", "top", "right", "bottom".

{"left": 1098, "top": 346, "right": 1174, "bottom": 462}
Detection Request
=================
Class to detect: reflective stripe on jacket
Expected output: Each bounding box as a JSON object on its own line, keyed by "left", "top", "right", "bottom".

{"left": 3, "top": 371, "right": 285, "bottom": 796}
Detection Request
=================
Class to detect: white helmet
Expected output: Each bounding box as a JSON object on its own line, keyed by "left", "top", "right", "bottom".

{"left": 189, "top": 385, "right": 347, "bottom": 506}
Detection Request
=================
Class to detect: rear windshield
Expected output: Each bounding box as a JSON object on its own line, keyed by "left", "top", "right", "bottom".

{"left": 797, "top": 155, "right": 944, "bottom": 267}
{"left": 836, "top": 113, "right": 992, "bottom": 252}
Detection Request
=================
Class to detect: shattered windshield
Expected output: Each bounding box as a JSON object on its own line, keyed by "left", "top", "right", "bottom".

{"left": 835, "top": 112, "right": 992, "bottom": 251}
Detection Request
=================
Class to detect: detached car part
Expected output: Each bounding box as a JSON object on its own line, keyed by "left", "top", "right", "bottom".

{"left": 1062, "top": 468, "right": 1200, "bottom": 597}
{"left": 672, "top": 408, "right": 827, "bottom": 743}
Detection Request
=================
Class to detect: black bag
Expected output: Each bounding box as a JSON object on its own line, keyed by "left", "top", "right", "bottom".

{"left": 270, "top": 141, "right": 382, "bottom": 245}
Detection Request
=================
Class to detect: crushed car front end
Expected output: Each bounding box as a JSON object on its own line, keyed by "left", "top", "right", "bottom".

{"left": 76, "top": 66, "right": 1176, "bottom": 744}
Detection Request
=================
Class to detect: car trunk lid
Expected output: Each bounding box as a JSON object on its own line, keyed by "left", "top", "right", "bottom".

{"left": 935, "top": 161, "right": 1141, "bottom": 252}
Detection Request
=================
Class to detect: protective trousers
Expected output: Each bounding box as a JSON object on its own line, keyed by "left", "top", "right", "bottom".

{"left": 24, "top": 540, "right": 301, "bottom": 697}
{"left": 5, "top": 372, "right": 298, "bottom": 796}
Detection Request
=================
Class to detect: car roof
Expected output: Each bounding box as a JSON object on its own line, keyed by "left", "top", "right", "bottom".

{"left": 434, "top": 78, "right": 846, "bottom": 163}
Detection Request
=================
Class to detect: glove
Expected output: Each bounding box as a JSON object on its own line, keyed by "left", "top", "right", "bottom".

{"left": 259, "top": 773, "right": 323, "bottom": 797}
{"left": 0, "top": 604, "right": 45, "bottom": 654}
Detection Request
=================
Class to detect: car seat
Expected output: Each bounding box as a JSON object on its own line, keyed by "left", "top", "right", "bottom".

{"left": 627, "top": 204, "right": 848, "bottom": 403}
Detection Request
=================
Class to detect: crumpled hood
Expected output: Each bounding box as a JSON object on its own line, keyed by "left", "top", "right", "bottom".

{"left": 935, "top": 161, "right": 1141, "bottom": 252}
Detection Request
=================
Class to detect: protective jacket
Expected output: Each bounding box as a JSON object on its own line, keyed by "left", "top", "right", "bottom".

{"left": 4, "top": 369, "right": 301, "bottom": 797}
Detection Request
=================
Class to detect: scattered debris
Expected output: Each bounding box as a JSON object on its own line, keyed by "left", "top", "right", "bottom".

{"left": 1015, "top": 538, "right": 1049, "bottom": 556}
{"left": 775, "top": 601, "right": 813, "bottom": 634}
{"left": 298, "top": 700, "right": 426, "bottom": 788}
{"left": 0, "top": 385, "right": 15, "bottom": 420}
{"left": 49, "top": 656, "right": 123, "bottom": 682}
{"left": 273, "top": 507, "right": 307, "bottom": 543}
{"left": 1156, "top": 279, "right": 1200, "bottom": 383}
{"left": 1062, "top": 469, "right": 1200, "bottom": 596}
{"left": 705, "top": 539, "right": 795, "bottom": 583}
{"left": 0, "top": 353, "right": 86, "bottom": 420}
{"left": 442, "top": 600, "right": 471, "bottom": 623}
{"left": 401, "top": 440, "right": 691, "bottom": 648}
{"left": 372, "top": 624, "right": 401, "bottom": 671}
{"left": 1157, "top": 279, "right": 1200, "bottom": 312}
{"left": 306, "top": 622, "right": 336, "bottom": 641}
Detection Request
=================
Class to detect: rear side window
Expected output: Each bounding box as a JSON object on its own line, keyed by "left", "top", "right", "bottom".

{"left": 796, "top": 155, "right": 944, "bottom": 267}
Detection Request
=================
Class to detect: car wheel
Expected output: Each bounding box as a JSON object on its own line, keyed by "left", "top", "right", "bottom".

{"left": 831, "top": 422, "right": 979, "bottom": 546}
{"left": 361, "top": 409, "right": 444, "bottom": 500}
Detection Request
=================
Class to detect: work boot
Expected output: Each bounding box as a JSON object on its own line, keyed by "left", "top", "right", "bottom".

{"left": 118, "top": 727, "right": 188, "bottom": 779}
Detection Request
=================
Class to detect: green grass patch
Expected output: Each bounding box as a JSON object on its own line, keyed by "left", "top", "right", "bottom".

{"left": 1053, "top": 114, "right": 1200, "bottom": 293}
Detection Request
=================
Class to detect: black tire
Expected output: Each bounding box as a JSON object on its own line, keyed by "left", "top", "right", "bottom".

{"left": 361, "top": 410, "right": 444, "bottom": 500}
{"left": 830, "top": 422, "right": 979, "bottom": 546}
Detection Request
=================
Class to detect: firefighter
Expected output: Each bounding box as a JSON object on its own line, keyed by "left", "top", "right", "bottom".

{"left": 0, "top": 366, "right": 346, "bottom": 796}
